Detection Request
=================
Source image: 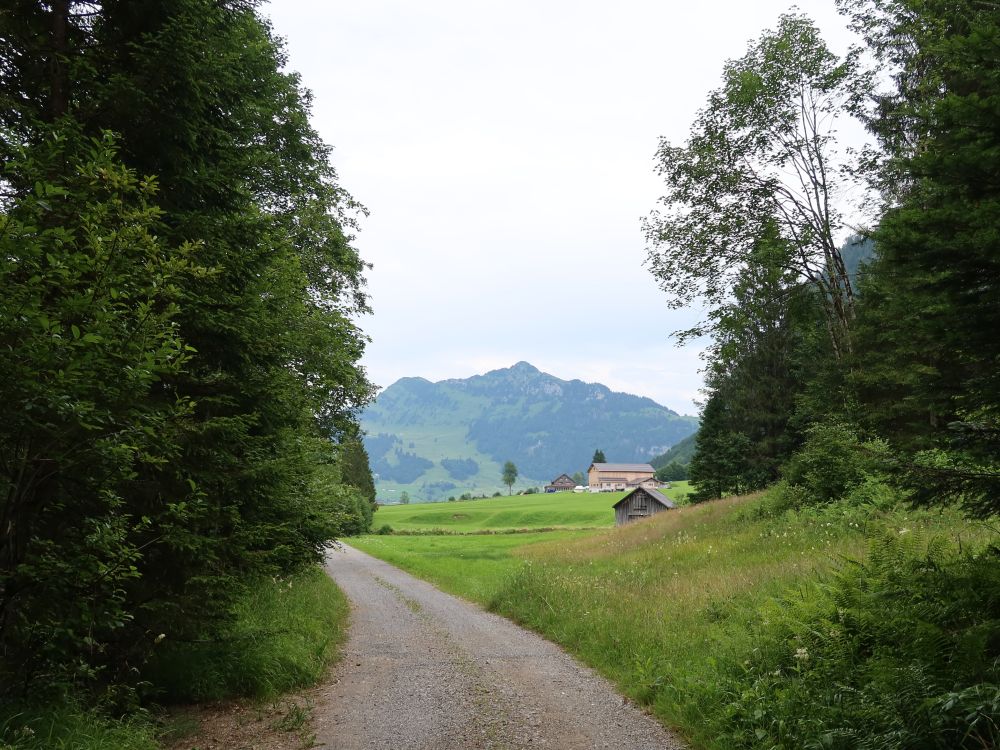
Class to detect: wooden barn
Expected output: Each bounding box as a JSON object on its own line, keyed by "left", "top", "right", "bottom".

{"left": 544, "top": 474, "right": 576, "bottom": 493}
{"left": 613, "top": 486, "right": 676, "bottom": 526}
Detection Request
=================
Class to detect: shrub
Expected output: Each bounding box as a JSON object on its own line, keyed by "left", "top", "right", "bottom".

{"left": 782, "top": 421, "right": 889, "bottom": 503}
{"left": 376, "top": 524, "right": 394, "bottom": 535}
{"left": 717, "top": 534, "right": 1000, "bottom": 749}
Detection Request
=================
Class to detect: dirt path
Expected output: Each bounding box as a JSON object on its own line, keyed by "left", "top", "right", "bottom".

{"left": 312, "top": 544, "right": 685, "bottom": 750}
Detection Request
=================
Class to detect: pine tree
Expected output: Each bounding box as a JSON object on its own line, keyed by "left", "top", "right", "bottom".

{"left": 842, "top": 0, "right": 1000, "bottom": 515}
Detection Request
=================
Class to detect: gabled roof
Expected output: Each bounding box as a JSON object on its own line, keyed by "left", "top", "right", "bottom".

{"left": 612, "top": 486, "right": 676, "bottom": 510}
{"left": 548, "top": 473, "right": 575, "bottom": 484}
{"left": 589, "top": 462, "right": 655, "bottom": 473}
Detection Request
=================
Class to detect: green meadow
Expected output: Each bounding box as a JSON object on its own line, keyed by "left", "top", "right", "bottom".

{"left": 353, "top": 489, "right": 998, "bottom": 749}
{"left": 374, "top": 484, "right": 691, "bottom": 533}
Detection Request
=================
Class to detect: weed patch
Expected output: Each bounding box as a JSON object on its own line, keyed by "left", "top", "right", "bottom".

{"left": 146, "top": 565, "right": 348, "bottom": 703}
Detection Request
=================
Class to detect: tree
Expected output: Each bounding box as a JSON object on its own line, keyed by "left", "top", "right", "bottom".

{"left": 644, "top": 13, "right": 865, "bottom": 359}
{"left": 571, "top": 471, "right": 585, "bottom": 486}
{"left": 685, "top": 224, "right": 823, "bottom": 501}
{"left": 0, "top": 0, "right": 375, "bottom": 693}
{"left": 502, "top": 461, "right": 518, "bottom": 495}
{"left": 338, "top": 435, "right": 377, "bottom": 526}
{"left": 592, "top": 449, "right": 606, "bottom": 464}
{"left": 0, "top": 128, "right": 200, "bottom": 692}
{"left": 655, "top": 462, "right": 688, "bottom": 483}
{"left": 400, "top": 491, "right": 410, "bottom": 505}
{"left": 840, "top": 0, "right": 1000, "bottom": 516}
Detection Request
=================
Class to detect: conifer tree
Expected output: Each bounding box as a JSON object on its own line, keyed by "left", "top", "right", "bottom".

{"left": 0, "top": 0, "right": 374, "bottom": 689}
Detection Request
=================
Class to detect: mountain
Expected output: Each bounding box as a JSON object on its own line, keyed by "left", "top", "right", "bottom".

{"left": 650, "top": 433, "right": 697, "bottom": 469}
{"left": 361, "top": 362, "right": 698, "bottom": 501}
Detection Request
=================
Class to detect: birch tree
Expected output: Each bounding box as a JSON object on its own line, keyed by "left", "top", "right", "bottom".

{"left": 644, "top": 13, "right": 866, "bottom": 359}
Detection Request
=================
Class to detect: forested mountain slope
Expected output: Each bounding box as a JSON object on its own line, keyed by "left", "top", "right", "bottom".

{"left": 362, "top": 362, "right": 697, "bottom": 500}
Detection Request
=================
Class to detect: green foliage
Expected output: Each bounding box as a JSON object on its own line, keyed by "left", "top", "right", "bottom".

{"left": 0, "top": 0, "right": 372, "bottom": 706}
{"left": 655, "top": 461, "right": 688, "bottom": 482}
{"left": 719, "top": 535, "right": 1000, "bottom": 749}
{"left": 644, "top": 13, "right": 863, "bottom": 357}
{"left": 440, "top": 457, "right": 479, "bottom": 481}
{"left": 592, "top": 449, "right": 606, "bottom": 464}
{"left": 782, "top": 422, "right": 890, "bottom": 504}
{"left": 338, "top": 437, "right": 377, "bottom": 508}
{"left": 373, "top": 449, "right": 434, "bottom": 483}
{"left": 502, "top": 461, "right": 518, "bottom": 494}
{"left": 145, "top": 566, "right": 348, "bottom": 702}
{"left": 0, "top": 126, "right": 200, "bottom": 695}
{"left": 687, "top": 228, "right": 820, "bottom": 501}
{"left": 841, "top": 0, "right": 1000, "bottom": 516}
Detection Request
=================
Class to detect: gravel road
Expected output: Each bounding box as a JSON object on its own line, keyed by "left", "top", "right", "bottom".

{"left": 314, "top": 543, "right": 686, "bottom": 750}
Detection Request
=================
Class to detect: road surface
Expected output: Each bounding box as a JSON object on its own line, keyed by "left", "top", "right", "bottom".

{"left": 313, "top": 544, "right": 686, "bottom": 750}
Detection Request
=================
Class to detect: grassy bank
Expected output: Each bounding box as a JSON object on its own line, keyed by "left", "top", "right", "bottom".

{"left": 354, "top": 490, "right": 998, "bottom": 748}
{"left": 0, "top": 565, "right": 348, "bottom": 750}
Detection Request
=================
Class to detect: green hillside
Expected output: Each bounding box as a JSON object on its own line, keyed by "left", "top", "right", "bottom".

{"left": 650, "top": 432, "right": 697, "bottom": 469}
{"left": 362, "top": 362, "right": 698, "bottom": 501}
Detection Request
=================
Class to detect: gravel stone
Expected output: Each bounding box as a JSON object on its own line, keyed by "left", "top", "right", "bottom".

{"left": 313, "top": 544, "right": 686, "bottom": 750}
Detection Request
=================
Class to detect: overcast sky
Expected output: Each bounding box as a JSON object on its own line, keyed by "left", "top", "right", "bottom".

{"left": 262, "top": 1, "right": 859, "bottom": 416}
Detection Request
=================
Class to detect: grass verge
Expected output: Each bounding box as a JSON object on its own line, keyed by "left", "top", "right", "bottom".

{"left": 0, "top": 564, "right": 349, "bottom": 750}
{"left": 147, "top": 564, "right": 349, "bottom": 703}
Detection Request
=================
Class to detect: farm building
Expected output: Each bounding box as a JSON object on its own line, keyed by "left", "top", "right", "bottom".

{"left": 588, "top": 462, "right": 655, "bottom": 492}
{"left": 613, "top": 486, "right": 676, "bottom": 526}
{"left": 544, "top": 474, "right": 576, "bottom": 493}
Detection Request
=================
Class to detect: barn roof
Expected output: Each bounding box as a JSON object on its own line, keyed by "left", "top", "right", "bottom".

{"left": 589, "top": 463, "right": 655, "bottom": 473}
{"left": 612, "top": 486, "right": 676, "bottom": 510}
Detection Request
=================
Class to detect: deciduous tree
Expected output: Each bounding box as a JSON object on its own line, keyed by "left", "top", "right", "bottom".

{"left": 502, "top": 461, "right": 518, "bottom": 495}
{"left": 645, "top": 13, "right": 865, "bottom": 359}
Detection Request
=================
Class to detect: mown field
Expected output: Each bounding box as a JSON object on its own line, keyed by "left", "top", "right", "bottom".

{"left": 353, "top": 489, "right": 998, "bottom": 749}
{"left": 374, "top": 483, "right": 692, "bottom": 532}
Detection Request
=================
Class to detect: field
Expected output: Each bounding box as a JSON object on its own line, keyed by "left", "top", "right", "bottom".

{"left": 373, "top": 484, "right": 692, "bottom": 533}
{"left": 353, "top": 488, "right": 997, "bottom": 749}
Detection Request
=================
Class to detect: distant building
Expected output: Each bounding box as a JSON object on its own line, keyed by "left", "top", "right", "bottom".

{"left": 613, "top": 486, "right": 676, "bottom": 526}
{"left": 587, "top": 462, "right": 655, "bottom": 492}
{"left": 544, "top": 474, "right": 576, "bottom": 493}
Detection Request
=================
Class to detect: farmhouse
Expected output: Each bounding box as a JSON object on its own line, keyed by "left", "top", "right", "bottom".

{"left": 613, "top": 486, "right": 676, "bottom": 526}
{"left": 544, "top": 474, "right": 576, "bottom": 493}
{"left": 587, "top": 462, "right": 656, "bottom": 492}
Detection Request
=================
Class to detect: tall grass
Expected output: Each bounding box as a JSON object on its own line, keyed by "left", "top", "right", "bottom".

{"left": 146, "top": 565, "right": 349, "bottom": 702}
{"left": 0, "top": 704, "right": 159, "bottom": 750}
{"left": 356, "top": 489, "right": 998, "bottom": 749}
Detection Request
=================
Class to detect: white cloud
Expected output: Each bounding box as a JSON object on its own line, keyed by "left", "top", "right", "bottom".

{"left": 264, "top": 0, "right": 862, "bottom": 415}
